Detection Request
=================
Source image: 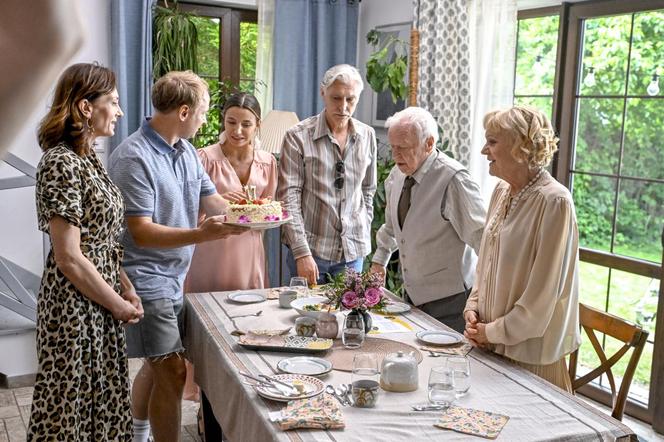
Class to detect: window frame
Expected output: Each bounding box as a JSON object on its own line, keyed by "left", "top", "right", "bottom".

{"left": 517, "top": 0, "right": 664, "bottom": 428}
{"left": 177, "top": 2, "right": 257, "bottom": 85}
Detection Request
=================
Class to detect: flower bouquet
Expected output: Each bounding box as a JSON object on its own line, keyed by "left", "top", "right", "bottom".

{"left": 323, "top": 268, "right": 387, "bottom": 334}
{"left": 325, "top": 268, "right": 387, "bottom": 311}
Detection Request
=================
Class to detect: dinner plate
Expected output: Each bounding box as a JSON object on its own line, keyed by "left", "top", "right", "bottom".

{"left": 254, "top": 373, "right": 325, "bottom": 402}
{"left": 224, "top": 215, "right": 293, "bottom": 231}
{"left": 228, "top": 291, "right": 266, "bottom": 303}
{"left": 277, "top": 356, "right": 333, "bottom": 376}
{"left": 290, "top": 296, "right": 338, "bottom": 319}
{"left": 416, "top": 330, "right": 463, "bottom": 346}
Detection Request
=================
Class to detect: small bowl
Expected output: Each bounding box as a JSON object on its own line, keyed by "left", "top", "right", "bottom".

{"left": 295, "top": 316, "right": 317, "bottom": 337}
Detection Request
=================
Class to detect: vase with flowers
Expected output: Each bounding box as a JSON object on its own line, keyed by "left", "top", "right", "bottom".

{"left": 324, "top": 268, "right": 387, "bottom": 334}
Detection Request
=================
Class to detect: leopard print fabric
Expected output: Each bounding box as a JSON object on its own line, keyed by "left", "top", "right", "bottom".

{"left": 28, "top": 145, "right": 132, "bottom": 441}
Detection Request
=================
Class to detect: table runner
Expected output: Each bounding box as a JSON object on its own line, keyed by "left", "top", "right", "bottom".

{"left": 184, "top": 289, "right": 636, "bottom": 441}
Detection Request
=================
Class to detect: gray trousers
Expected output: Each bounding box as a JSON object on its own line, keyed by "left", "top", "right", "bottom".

{"left": 406, "top": 288, "right": 469, "bottom": 333}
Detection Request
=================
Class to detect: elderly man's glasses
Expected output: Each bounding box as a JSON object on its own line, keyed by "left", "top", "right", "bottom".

{"left": 334, "top": 160, "right": 345, "bottom": 190}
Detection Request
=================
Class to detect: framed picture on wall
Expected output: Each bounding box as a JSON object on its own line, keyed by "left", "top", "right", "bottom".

{"left": 370, "top": 22, "right": 410, "bottom": 127}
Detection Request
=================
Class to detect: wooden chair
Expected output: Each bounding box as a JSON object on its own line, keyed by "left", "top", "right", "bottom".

{"left": 568, "top": 303, "right": 649, "bottom": 420}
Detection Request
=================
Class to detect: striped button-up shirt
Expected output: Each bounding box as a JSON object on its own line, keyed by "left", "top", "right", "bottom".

{"left": 277, "top": 110, "right": 377, "bottom": 262}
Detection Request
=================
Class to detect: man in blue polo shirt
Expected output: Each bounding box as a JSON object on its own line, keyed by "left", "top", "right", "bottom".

{"left": 109, "top": 71, "right": 246, "bottom": 442}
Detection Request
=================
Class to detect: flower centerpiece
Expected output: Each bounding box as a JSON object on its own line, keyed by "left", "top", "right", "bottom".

{"left": 324, "top": 268, "right": 387, "bottom": 333}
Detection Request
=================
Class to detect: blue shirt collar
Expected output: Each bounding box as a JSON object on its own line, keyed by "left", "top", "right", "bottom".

{"left": 141, "top": 118, "right": 187, "bottom": 155}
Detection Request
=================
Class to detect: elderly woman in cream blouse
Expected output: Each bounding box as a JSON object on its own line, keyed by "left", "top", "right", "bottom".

{"left": 464, "top": 106, "right": 581, "bottom": 391}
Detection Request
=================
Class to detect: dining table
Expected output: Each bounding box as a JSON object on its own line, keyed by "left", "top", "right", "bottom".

{"left": 183, "top": 288, "right": 636, "bottom": 442}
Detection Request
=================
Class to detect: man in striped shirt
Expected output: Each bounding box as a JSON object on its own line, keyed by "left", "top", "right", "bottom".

{"left": 277, "top": 64, "right": 377, "bottom": 285}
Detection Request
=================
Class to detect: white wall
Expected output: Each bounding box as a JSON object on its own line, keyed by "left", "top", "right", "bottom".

{"left": 356, "top": 0, "right": 413, "bottom": 146}
{"left": 0, "top": 0, "right": 112, "bottom": 277}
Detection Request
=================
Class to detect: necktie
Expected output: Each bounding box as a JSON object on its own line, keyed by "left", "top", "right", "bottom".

{"left": 397, "top": 176, "right": 416, "bottom": 229}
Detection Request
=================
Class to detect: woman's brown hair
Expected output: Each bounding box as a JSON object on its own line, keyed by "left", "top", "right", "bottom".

{"left": 38, "top": 63, "right": 117, "bottom": 156}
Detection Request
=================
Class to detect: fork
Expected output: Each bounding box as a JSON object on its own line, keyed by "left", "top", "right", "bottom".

{"left": 230, "top": 310, "right": 263, "bottom": 319}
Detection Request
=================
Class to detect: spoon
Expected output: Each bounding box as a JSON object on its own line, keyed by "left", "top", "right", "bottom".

{"left": 230, "top": 310, "right": 263, "bottom": 319}
{"left": 428, "top": 350, "right": 444, "bottom": 358}
{"left": 336, "top": 385, "right": 350, "bottom": 406}
{"left": 325, "top": 385, "right": 346, "bottom": 405}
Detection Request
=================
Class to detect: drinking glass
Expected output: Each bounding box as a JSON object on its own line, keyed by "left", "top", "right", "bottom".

{"left": 351, "top": 354, "right": 379, "bottom": 407}
{"left": 427, "top": 366, "right": 456, "bottom": 406}
{"left": 445, "top": 356, "right": 471, "bottom": 397}
{"left": 342, "top": 312, "right": 365, "bottom": 349}
{"left": 289, "top": 276, "right": 309, "bottom": 298}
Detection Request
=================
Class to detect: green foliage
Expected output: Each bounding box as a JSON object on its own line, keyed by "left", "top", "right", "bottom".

{"left": 365, "top": 29, "right": 409, "bottom": 103}
{"left": 152, "top": 2, "right": 198, "bottom": 80}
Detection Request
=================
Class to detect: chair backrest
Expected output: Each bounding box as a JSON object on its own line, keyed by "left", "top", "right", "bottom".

{"left": 568, "top": 303, "right": 649, "bottom": 420}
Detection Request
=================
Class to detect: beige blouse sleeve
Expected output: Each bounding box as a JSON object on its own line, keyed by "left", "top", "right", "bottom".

{"left": 485, "top": 195, "right": 577, "bottom": 346}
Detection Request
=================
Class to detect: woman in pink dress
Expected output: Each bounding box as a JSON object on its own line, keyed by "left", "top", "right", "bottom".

{"left": 185, "top": 92, "right": 277, "bottom": 293}
{"left": 183, "top": 93, "right": 277, "bottom": 405}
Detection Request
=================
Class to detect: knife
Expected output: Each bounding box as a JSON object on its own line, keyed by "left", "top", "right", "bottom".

{"left": 240, "top": 372, "right": 297, "bottom": 396}
{"left": 260, "top": 374, "right": 299, "bottom": 394}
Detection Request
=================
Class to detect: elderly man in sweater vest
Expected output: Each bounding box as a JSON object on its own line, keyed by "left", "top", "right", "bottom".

{"left": 370, "top": 107, "right": 486, "bottom": 332}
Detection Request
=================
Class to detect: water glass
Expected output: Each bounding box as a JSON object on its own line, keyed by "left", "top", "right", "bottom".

{"left": 445, "top": 356, "right": 471, "bottom": 397}
{"left": 351, "top": 354, "right": 379, "bottom": 407}
{"left": 342, "top": 312, "right": 365, "bottom": 349}
{"left": 289, "top": 276, "right": 309, "bottom": 298}
{"left": 428, "top": 366, "right": 456, "bottom": 406}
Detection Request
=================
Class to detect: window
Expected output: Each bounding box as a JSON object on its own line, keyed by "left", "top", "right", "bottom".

{"left": 515, "top": 0, "right": 663, "bottom": 427}
{"left": 514, "top": 12, "right": 560, "bottom": 119}
{"left": 178, "top": 3, "right": 258, "bottom": 147}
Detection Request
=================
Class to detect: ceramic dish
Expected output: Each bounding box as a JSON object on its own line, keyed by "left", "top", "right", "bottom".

{"left": 228, "top": 291, "right": 266, "bottom": 303}
{"left": 416, "top": 330, "right": 463, "bottom": 346}
{"left": 380, "top": 302, "right": 411, "bottom": 314}
{"left": 277, "top": 356, "right": 333, "bottom": 376}
{"left": 237, "top": 335, "right": 334, "bottom": 353}
{"left": 254, "top": 374, "right": 325, "bottom": 402}
{"left": 290, "top": 296, "right": 338, "bottom": 319}
{"left": 224, "top": 215, "right": 292, "bottom": 231}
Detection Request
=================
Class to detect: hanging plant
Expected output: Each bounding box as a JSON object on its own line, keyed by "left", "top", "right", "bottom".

{"left": 152, "top": 1, "right": 198, "bottom": 79}
{"left": 365, "top": 29, "right": 409, "bottom": 103}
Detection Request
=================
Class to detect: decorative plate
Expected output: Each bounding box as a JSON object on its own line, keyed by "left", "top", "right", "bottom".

{"left": 224, "top": 215, "right": 293, "bottom": 231}
{"left": 277, "top": 356, "right": 333, "bottom": 376}
{"left": 255, "top": 374, "right": 325, "bottom": 402}
{"left": 290, "top": 296, "right": 338, "bottom": 319}
{"left": 238, "top": 335, "right": 334, "bottom": 353}
{"left": 228, "top": 291, "right": 266, "bottom": 303}
{"left": 416, "top": 330, "right": 463, "bottom": 346}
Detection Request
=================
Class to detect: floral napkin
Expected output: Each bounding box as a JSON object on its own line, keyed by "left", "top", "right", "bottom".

{"left": 434, "top": 406, "right": 509, "bottom": 439}
{"left": 421, "top": 343, "right": 473, "bottom": 356}
{"left": 275, "top": 393, "right": 345, "bottom": 431}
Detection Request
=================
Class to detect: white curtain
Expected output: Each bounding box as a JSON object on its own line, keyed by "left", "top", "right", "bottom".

{"left": 256, "top": 0, "right": 275, "bottom": 115}
{"left": 467, "top": 0, "right": 518, "bottom": 201}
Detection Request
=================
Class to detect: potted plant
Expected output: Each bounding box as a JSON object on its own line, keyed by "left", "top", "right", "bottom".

{"left": 152, "top": 1, "right": 198, "bottom": 80}
{"left": 365, "top": 29, "right": 409, "bottom": 103}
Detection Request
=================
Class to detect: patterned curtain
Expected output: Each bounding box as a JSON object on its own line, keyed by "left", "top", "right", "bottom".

{"left": 414, "top": 0, "right": 471, "bottom": 166}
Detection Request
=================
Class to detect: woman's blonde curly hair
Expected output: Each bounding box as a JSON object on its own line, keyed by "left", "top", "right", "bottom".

{"left": 483, "top": 106, "right": 559, "bottom": 167}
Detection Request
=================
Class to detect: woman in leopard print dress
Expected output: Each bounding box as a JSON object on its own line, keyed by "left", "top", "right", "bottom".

{"left": 28, "top": 63, "right": 143, "bottom": 441}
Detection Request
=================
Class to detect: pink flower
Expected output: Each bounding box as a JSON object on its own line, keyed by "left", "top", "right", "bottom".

{"left": 238, "top": 215, "right": 251, "bottom": 223}
{"left": 264, "top": 214, "right": 280, "bottom": 221}
{"left": 341, "top": 291, "right": 359, "bottom": 309}
{"left": 364, "top": 287, "right": 382, "bottom": 307}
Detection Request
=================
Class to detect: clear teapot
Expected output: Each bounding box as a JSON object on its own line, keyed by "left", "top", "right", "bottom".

{"left": 379, "top": 351, "right": 418, "bottom": 392}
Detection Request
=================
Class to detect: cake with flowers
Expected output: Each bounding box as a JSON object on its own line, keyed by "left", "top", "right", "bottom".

{"left": 225, "top": 197, "right": 286, "bottom": 223}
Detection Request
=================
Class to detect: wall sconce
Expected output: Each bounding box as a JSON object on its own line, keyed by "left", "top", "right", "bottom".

{"left": 647, "top": 73, "right": 660, "bottom": 96}
{"left": 584, "top": 66, "right": 596, "bottom": 88}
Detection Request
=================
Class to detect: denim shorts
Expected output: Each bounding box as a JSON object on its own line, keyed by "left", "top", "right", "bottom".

{"left": 125, "top": 298, "right": 185, "bottom": 359}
